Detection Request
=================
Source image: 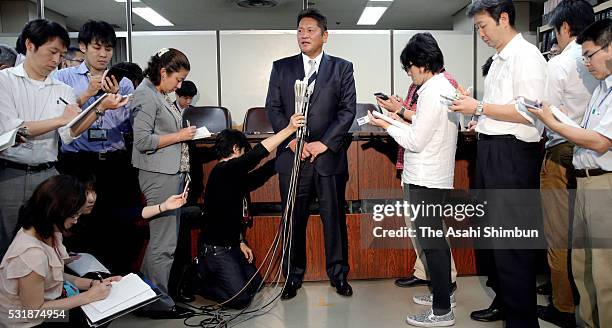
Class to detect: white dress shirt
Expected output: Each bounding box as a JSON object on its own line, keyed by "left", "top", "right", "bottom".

{"left": 573, "top": 75, "right": 612, "bottom": 170}
{"left": 0, "top": 64, "right": 77, "bottom": 165}
{"left": 387, "top": 73, "right": 459, "bottom": 189}
{"left": 302, "top": 52, "right": 323, "bottom": 84}
{"left": 545, "top": 40, "right": 598, "bottom": 149}
{"left": 476, "top": 33, "right": 548, "bottom": 142}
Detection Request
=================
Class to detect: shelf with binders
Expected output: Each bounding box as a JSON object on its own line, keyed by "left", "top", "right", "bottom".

{"left": 537, "top": 0, "right": 612, "bottom": 56}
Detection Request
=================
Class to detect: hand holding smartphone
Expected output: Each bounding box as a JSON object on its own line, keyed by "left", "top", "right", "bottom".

{"left": 374, "top": 92, "right": 389, "bottom": 101}
{"left": 182, "top": 173, "right": 191, "bottom": 197}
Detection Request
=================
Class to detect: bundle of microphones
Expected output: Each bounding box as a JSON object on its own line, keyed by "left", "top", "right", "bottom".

{"left": 182, "top": 78, "right": 315, "bottom": 328}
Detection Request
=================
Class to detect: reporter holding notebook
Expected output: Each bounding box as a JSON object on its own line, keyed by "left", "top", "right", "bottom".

{"left": 130, "top": 48, "right": 194, "bottom": 319}
{"left": 0, "top": 175, "right": 120, "bottom": 327}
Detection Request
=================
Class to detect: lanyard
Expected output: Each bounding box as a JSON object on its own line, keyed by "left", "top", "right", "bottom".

{"left": 583, "top": 85, "right": 612, "bottom": 128}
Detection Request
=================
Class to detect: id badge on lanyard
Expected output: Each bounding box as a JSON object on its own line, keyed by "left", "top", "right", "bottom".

{"left": 87, "top": 128, "right": 107, "bottom": 141}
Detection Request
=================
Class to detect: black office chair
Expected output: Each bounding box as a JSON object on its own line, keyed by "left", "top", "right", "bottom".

{"left": 243, "top": 107, "right": 274, "bottom": 135}
{"left": 349, "top": 103, "right": 384, "bottom": 133}
{"left": 182, "top": 106, "right": 232, "bottom": 134}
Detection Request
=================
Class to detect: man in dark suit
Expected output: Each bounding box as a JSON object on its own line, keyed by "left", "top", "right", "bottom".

{"left": 265, "top": 8, "right": 356, "bottom": 300}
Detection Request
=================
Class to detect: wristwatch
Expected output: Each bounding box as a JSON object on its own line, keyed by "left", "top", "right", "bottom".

{"left": 398, "top": 106, "right": 407, "bottom": 117}
{"left": 474, "top": 101, "right": 484, "bottom": 116}
{"left": 94, "top": 107, "right": 105, "bottom": 117}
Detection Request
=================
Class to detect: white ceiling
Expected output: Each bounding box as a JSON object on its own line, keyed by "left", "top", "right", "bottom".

{"left": 39, "top": 0, "right": 450, "bottom": 31}
{"left": 42, "top": 0, "right": 547, "bottom": 32}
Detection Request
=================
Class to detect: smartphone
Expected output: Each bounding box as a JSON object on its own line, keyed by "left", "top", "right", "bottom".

{"left": 374, "top": 92, "right": 389, "bottom": 100}
{"left": 521, "top": 97, "right": 542, "bottom": 109}
{"left": 105, "top": 65, "right": 131, "bottom": 83}
{"left": 182, "top": 173, "right": 191, "bottom": 196}
{"left": 440, "top": 94, "right": 458, "bottom": 102}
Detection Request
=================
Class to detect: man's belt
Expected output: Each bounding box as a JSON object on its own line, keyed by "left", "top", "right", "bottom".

{"left": 60, "top": 150, "right": 128, "bottom": 161}
{"left": 574, "top": 168, "right": 612, "bottom": 178}
{"left": 0, "top": 159, "right": 55, "bottom": 172}
{"left": 476, "top": 133, "right": 517, "bottom": 141}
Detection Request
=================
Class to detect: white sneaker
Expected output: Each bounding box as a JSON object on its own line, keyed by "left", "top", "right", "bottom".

{"left": 406, "top": 308, "right": 455, "bottom": 327}
{"left": 413, "top": 293, "right": 456, "bottom": 308}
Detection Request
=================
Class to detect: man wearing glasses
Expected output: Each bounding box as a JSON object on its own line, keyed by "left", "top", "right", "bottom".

{"left": 537, "top": 2, "right": 597, "bottom": 327}
{"left": 530, "top": 18, "right": 612, "bottom": 328}
{"left": 60, "top": 46, "right": 84, "bottom": 69}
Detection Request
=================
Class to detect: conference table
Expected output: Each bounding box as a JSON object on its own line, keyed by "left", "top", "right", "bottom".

{"left": 192, "top": 131, "right": 478, "bottom": 281}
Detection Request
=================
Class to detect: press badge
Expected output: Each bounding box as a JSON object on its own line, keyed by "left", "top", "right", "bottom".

{"left": 87, "top": 128, "right": 108, "bottom": 141}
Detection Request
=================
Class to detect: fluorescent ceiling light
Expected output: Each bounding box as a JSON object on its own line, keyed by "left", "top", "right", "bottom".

{"left": 132, "top": 7, "right": 174, "bottom": 26}
{"left": 115, "top": 0, "right": 142, "bottom": 2}
{"left": 357, "top": 6, "right": 388, "bottom": 25}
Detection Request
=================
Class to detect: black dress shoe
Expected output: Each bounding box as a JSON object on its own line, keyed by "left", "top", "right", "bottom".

{"left": 173, "top": 292, "right": 196, "bottom": 303}
{"left": 537, "top": 304, "right": 576, "bottom": 328}
{"left": 536, "top": 281, "right": 552, "bottom": 295}
{"left": 146, "top": 305, "right": 195, "bottom": 320}
{"left": 331, "top": 280, "right": 353, "bottom": 297}
{"left": 470, "top": 305, "right": 504, "bottom": 322}
{"left": 281, "top": 281, "right": 302, "bottom": 300}
{"left": 394, "top": 276, "right": 430, "bottom": 288}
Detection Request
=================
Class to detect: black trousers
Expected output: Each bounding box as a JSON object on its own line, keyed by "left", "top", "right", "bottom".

{"left": 279, "top": 161, "right": 349, "bottom": 283}
{"left": 198, "top": 244, "right": 263, "bottom": 309}
{"left": 474, "top": 137, "right": 542, "bottom": 328}
{"left": 408, "top": 184, "right": 452, "bottom": 311}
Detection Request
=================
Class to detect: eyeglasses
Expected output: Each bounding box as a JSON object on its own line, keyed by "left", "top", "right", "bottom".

{"left": 582, "top": 44, "right": 609, "bottom": 63}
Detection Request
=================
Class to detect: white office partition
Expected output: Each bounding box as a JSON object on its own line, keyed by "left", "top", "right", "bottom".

{"left": 130, "top": 31, "right": 218, "bottom": 108}
{"left": 0, "top": 36, "right": 17, "bottom": 49}
{"left": 324, "top": 31, "right": 392, "bottom": 106}
{"left": 393, "top": 31, "right": 474, "bottom": 98}
{"left": 219, "top": 31, "right": 297, "bottom": 125}
{"left": 219, "top": 30, "right": 392, "bottom": 124}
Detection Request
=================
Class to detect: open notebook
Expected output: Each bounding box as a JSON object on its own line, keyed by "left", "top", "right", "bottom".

{"left": 81, "top": 273, "right": 161, "bottom": 327}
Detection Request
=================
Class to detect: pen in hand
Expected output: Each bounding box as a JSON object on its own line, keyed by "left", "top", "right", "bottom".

{"left": 96, "top": 272, "right": 104, "bottom": 283}
{"left": 58, "top": 97, "right": 69, "bottom": 105}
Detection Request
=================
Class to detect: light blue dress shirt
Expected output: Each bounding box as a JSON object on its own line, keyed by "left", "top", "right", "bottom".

{"left": 54, "top": 62, "right": 134, "bottom": 153}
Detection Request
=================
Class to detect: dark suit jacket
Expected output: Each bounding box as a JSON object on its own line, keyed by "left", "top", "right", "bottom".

{"left": 265, "top": 53, "right": 356, "bottom": 176}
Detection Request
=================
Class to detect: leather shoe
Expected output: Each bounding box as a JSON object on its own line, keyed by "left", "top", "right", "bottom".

{"left": 470, "top": 305, "right": 503, "bottom": 322}
{"left": 331, "top": 279, "right": 353, "bottom": 297}
{"left": 146, "top": 305, "right": 195, "bottom": 320}
{"left": 394, "top": 276, "right": 430, "bottom": 288}
{"left": 173, "top": 292, "right": 196, "bottom": 303}
{"left": 537, "top": 304, "right": 576, "bottom": 328}
{"left": 536, "top": 281, "right": 552, "bottom": 295}
{"left": 281, "top": 280, "right": 302, "bottom": 300}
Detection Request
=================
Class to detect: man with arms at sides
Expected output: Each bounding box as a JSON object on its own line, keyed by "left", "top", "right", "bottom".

{"left": 266, "top": 8, "right": 356, "bottom": 300}
{"left": 529, "top": 18, "right": 612, "bottom": 328}
{"left": 537, "top": 2, "right": 596, "bottom": 327}
{"left": 54, "top": 20, "right": 136, "bottom": 274}
{"left": 450, "top": 0, "right": 547, "bottom": 326}
{"left": 0, "top": 19, "right": 128, "bottom": 261}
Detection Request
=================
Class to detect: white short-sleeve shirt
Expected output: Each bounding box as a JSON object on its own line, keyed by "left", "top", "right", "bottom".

{"left": 573, "top": 75, "right": 612, "bottom": 170}
{"left": 476, "top": 33, "right": 548, "bottom": 143}
{"left": 0, "top": 64, "right": 77, "bottom": 165}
